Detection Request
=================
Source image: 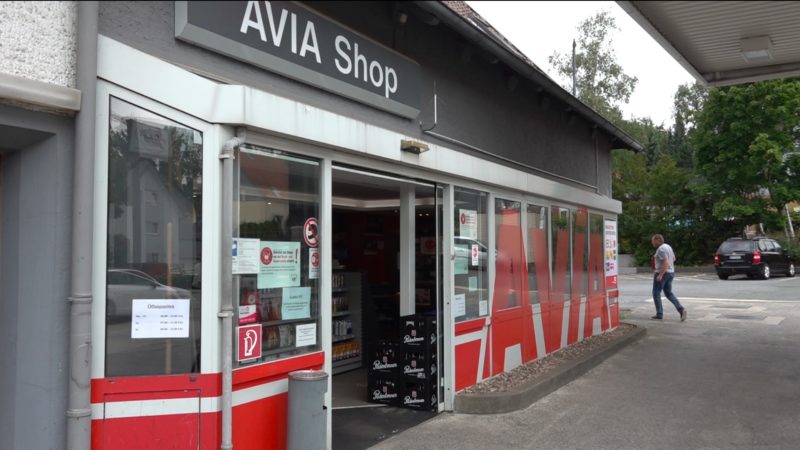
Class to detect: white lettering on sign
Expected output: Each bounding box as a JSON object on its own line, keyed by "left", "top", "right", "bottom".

{"left": 241, "top": 3, "right": 400, "bottom": 100}
{"left": 240, "top": 1, "right": 320, "bottom": 63}
{"left": 334, "top": 36, "right": 398, "bottom": 99}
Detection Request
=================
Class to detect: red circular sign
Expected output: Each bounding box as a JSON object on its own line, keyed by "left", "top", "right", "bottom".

{"left": 311, "top": 250, "right": 320, "bottom": 267}
{"left": 260, "top": 247, "right": 273, "bottom": 265}
{"left": 304, "top": 217, "right": 319, "bottom": 248}
{"left": 460, "top": 213, "right": 466, "bottom": 224}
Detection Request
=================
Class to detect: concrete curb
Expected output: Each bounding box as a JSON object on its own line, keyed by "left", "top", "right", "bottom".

{"left": 454, "top": 324, "right": 647, "bottom": 414}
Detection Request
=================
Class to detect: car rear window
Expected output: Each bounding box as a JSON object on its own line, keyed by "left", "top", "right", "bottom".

{"left": 719, "top": 240, "right": 753, "bottom": 252}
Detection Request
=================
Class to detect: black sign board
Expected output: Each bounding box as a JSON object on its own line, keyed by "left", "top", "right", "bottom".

{"left": 175, "top": 1, "right": 421, "bottom": 118}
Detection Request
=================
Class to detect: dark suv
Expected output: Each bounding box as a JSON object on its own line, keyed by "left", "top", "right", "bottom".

{"left": 714, "top": 237, "right": 796, "bottom": 280}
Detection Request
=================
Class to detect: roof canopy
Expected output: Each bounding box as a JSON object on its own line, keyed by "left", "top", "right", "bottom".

{"left": 618, "top": 1, "right": 800, "bottom": 86}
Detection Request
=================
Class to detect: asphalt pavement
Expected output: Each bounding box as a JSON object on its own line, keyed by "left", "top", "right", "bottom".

{"left": 371, "top": 272, "right": 800, "bottom": 449}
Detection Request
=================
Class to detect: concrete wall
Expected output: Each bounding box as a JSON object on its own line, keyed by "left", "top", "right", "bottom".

{"left": 0, "top": 105, "right": 73, "bottom": 450}
{"left": 0, "top": 1, "right": 78, "bottom": 88}
{"left": 98, "top": 1, "right": 617, "bottom": 198}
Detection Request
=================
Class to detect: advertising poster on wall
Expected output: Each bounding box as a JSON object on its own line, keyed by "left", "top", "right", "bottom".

{"left": 604, "top": 219, "right": 619, "bottom": 289}
{"left": 258, "top": 241, "right": 301, "bottom": 289}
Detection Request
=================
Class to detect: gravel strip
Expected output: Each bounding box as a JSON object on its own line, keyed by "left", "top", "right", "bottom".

{"left": 463, "top": 323, "right": 638, "bottom": 394}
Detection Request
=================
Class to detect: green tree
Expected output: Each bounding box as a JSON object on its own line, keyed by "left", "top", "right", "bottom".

{"left": 548, "top": 11, "right": 638, "bottom": 123}
{"left": 692, "top": 79, "right": 800, "bottom": 232}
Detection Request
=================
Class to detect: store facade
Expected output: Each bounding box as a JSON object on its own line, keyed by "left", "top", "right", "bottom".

{"left": 2, "top": 2, "right": 634, "bottom": 449}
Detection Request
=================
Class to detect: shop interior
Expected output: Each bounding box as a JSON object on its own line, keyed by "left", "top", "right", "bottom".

{"left": 330, "top": 167, "right": 441, "bottom": 449}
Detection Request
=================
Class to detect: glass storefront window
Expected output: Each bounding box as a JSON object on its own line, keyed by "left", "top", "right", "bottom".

{"left": 572, "top": 209, "right": 589, "bottom": 298}
{"left": 106, "top": 97, "right": 203, "bottom": 376}
{"left": 526, "top": 204, "right": 548, "bottom": 304}
{"left": 235, "top": 145, "right": 320, "bottom": 364}
{"left": 453, "top": 188, "right": 488, "bottom": 322}
{"left": 589, "top": 213, "right": 606, "bottom": 294}
{"left": 494, "top": 198, "right": 523, "bottom": 310}
{"left": 551, "top": 206, "right": 571, "bottom": 301}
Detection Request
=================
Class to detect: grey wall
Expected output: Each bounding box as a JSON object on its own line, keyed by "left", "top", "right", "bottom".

{"left": 99, "top": 1, "right": 617, "bottom": 197}
{"left": 0, "top": 105, "right": 73, "bottom": 450}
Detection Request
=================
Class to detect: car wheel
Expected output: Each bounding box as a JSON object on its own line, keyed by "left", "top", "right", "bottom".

{"left": 717, "top": 274, "right": 729, "bottom": 280}
{"left": 787, "top": 263, "right": 796, "bottom": 278}
{"left": 761, "top": 264, "right": 771, "bottom": 280}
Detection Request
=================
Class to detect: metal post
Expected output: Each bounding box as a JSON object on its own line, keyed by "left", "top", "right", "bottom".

{"left": 220, "top": 130, "right": 244, "bottom": 450}
{"left": 67, "top": 3, "right": 98, "bottom": 449}
{"left": 572, "top": 39, "right": 577, "bottom": 96}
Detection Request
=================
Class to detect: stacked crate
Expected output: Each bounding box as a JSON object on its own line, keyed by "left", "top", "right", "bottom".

{"left": 398, "top": 315, "right": 438, "bottom": 411}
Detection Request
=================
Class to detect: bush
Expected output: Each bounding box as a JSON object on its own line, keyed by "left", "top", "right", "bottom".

{"left": 774, "top": 236, "right": 800, "bottom": 260}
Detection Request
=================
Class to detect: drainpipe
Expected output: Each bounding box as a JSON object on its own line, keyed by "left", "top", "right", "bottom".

{"left": 220, "top": 129, "right": 245, "bottom": 450}
{"left": 67, "top": 2, "right": 98, "bottom": 450}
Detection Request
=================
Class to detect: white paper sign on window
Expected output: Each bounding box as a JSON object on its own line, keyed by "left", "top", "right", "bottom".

{"left": 296, "top": 323, "right": 317, "bottom": 347}
{"left": 131, "top": 299, "right": 190, "bottom": 339}
{"left": 459, "top": 209, "right": 478, "bottom": 240}
{"left": 453, "top": 294, "right": 466, "bottom": 317}
{"left": 233, "top": 238, "right": 260, "bottom": 274}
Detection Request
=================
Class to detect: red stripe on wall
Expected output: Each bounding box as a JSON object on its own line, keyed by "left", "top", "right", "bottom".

{"left": 455, "top": 340, "right": 483, "bottom": 392}
{"left": 91, "top": 373, "right": 221, "bottom": 403}
{"left": 233, "top": 392, "right": 289, "bottom": 450}
{"left": 455, "top": 317, "right": 486, "bottom": 335}
{"left": 233, "top": 352, "right": 324, "bottom": 388}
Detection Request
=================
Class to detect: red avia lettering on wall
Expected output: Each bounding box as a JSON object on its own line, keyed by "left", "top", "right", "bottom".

{"left": 567, "top": 209, "right": 588, "bottom": 345}
{"left": 491, "top": 214, "right": 534, "bottom": 375}
{"left": 584, "top": 233, "right": 610, "bottom": 338}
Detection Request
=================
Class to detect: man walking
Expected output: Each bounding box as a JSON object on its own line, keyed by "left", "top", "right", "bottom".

{"left": 651, "top": 234, "right": 687, "bottom": 321}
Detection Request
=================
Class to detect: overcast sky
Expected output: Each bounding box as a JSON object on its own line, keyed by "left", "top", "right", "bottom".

{"left": 467, "top": 1, "right": 696, "bottom": 127}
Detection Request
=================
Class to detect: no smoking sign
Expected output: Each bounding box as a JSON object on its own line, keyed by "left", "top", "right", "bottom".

{"left": 304, "top": 217, "right": 319, "bottom": 248}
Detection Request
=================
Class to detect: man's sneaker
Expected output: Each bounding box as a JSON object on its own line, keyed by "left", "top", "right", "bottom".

{"left": 650, "top": 315, "right": 662, "bottom": 320}
{"left": 681, "top": 309, "right": 688, "bottom": 321}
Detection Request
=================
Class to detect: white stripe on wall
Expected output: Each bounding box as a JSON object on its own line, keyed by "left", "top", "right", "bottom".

{"left": 92, "top": 378, "right": 288, "bottom": 420}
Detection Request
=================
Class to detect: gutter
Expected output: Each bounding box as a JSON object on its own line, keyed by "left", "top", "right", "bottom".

{"left": 0, "top": 72, "right": 81, "bottom": 112}
{"left": 415, "top": 1, "right": 643, "bottom": 153}
{"left": 66, "top": 2, "right": 98, "bottom": 449}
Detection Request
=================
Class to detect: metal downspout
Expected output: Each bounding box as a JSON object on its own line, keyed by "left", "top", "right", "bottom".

{"left": 220, "top": 129, "right": 244, "bottom": 450}
{"left": 67, "top": 2, "right": 98, "bottom": 449}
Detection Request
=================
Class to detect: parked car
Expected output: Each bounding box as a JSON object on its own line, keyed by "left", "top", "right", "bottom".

{"left": 714, "top": 237, "right": 796, "bottom": 280}
{"left": 106, "top": 268, "right": 192, "bottom": 319}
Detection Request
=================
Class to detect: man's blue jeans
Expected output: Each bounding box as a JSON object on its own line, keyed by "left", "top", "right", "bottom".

{"left": 652, "top": 272, "right": 684, "bottom": 318}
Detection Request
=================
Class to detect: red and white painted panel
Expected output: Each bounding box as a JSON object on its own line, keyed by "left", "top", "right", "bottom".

{"left": 90, "top": 352, "right": 323, "bottom": 449}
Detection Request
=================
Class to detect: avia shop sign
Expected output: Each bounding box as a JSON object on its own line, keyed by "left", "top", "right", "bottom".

{"left": 175, "top": 1, "right": 421, "bottom": 118}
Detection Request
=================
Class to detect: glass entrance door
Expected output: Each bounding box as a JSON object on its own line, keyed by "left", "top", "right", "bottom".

{"left": 330, "top": 165, "right": 444, "bottom": 414}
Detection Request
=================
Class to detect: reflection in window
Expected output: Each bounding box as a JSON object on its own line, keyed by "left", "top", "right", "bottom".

{"left": 495, "top": 198, "right": 523, "bottom": 310}
{"left": 106, "top": 97, "right": 203, "bottom": 376}
{"left": 235, "top": 145, "right": 320, "bottom": 365}
{"left": 453, "top": 188, "right": 488, "bottom": 322}
{"left": 526, "top": 204, "right": 548, "bottom": 304}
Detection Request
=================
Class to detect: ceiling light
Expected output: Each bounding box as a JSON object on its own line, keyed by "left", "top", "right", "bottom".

{"left": 740, "top": 36, "right": 773, "bottom": 62}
